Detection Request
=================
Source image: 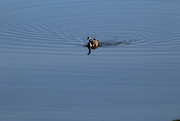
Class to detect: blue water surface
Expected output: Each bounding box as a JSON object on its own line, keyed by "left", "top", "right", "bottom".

{"left": 0, "top": 0, "right": 180, "bottom": 121}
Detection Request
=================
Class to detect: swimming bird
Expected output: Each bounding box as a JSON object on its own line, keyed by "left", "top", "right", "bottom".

{"left": 87, "top": 37, "right": 99, "bottom": 55}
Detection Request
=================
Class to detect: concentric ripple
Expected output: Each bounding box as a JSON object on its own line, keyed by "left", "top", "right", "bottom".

{"left": 1, "top": 1, "right": 180, "bottom": 121}
{"left": 0, "top": 0, "right": 180, "bottom": 54}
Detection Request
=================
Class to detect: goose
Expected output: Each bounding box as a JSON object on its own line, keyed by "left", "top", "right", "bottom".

{"left": 87, "top": 37, "right": 99, "bottom": 55}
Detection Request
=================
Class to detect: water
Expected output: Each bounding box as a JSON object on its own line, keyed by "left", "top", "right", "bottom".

{"left": 0, "top": 0, "right": 180, "bottom": 121}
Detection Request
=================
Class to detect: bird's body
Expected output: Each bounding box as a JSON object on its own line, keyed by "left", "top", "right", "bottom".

{"left": 87, "top": 37, "right": 99, "bottom": 49}
{"left": 89, "top": 39, "right": 99, "bottom": 49}
{"left": 87, "top": 37, "right": 99, "bottom": 55}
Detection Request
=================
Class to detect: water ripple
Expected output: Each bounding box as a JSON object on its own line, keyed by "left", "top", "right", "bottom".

{"left": 0, "top": 0, "right": 180, "bottom": 54}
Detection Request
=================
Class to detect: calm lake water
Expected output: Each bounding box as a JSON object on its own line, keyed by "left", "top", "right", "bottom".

{"left": 0, "top": 0, "right": 180, "bottom": 121}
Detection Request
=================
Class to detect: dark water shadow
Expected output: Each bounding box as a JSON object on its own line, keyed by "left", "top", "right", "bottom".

{"left": 83, "top": 39, "right": 139, "bottom": 55}
{"left": 83, "top": 39, "right": 139, "bottom": 47}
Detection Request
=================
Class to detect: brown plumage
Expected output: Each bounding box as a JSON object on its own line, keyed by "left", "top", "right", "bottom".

{"left": 87, "top": 37, "right": 99, "bottom": 55}
{"left": 87, "top": 37, "right": 99, "bottom": 49}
